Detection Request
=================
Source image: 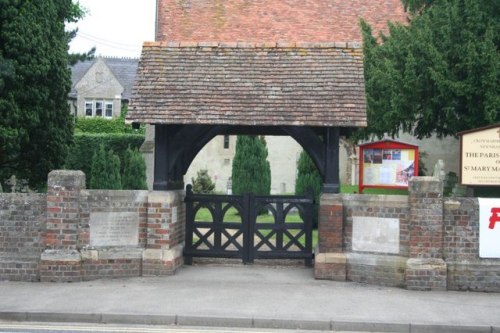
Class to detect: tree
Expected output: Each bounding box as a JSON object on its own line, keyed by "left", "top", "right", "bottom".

{"left": 90, "top": 144, "right": 122, "bottom": 190}
{"left": 231, "top": 136, "right": 271, "bottom": 196}
{"left": 0, "top": 1, "right": 85, "bottom": 190}
{"left": 191, "top": 169, "right": 216, "bottom": 194}
{"left": 122, "top": 147, "right": 148, "bottom": 190}
{"left": 295, "top": 150, "right": 322, "bottom": 228}
{"left": 359, "top": 0, "right": 499, "bottom": 140}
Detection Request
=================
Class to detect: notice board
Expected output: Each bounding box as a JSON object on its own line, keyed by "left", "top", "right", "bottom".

{"left": 359, "top": 140, "right": 419, "bottom": 193}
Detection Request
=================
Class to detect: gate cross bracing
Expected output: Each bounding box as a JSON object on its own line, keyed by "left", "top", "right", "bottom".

{"left": 184, "top": 185, "right": 314, "bottom": 266}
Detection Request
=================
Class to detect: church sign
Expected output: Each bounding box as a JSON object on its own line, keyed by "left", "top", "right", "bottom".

{"left": 358, "top": 140, "right": 419, "bottom": 193}
{"left": 459, "top": 124, "right": 500, "bottom": 186}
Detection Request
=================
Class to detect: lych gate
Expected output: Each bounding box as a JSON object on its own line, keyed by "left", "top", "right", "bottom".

{"left": 126, "top": 41, "right": 367, "bottom": 265}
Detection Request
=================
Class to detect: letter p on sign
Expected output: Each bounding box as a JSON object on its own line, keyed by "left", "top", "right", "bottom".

{"left": 489, "top": 208, "right": 500, "bottom": 229}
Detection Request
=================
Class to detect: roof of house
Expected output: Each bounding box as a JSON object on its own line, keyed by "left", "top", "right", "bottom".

{"left": 156, "top": 0, "right": 407, "bottom": 43}
{"left": 69, "top": 57, "right": 139, "bottom": 100}
{"left": 127, "top": 42, "right": 367, "bottom": 128}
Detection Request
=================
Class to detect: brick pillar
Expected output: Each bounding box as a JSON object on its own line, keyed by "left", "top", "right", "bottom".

{"left": 406, "top": 177, "right": 447, "bottom": 290}
{"left": 314, "top": 193, "right": 346, "bottom": 281}
{"left": 40, "top": 170, "right": 85, "bottom": 282}
{"left": 142, "top": 190, "right": 185, "bottom": 276}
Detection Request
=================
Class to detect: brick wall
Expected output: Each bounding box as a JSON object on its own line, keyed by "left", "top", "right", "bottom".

{"left": 78, "top": 190, "right": 148, "bottom": 281}
{"left": 143, "top": 191, "right": 185, "bottom": 276}
{"left": 0, "top": 171, "right": 185, "bottom": 282}
{"left": 342, "top": 194, "right": 409, "bottom": 287}
{"left": 1, "top": 172, "right": 499, "bottom": 291}
{"left": 316, "top": 177, "right": 500, "bottom": 291}
{"left": 343, "top": 194, "right": 410, "bottom": 255}
{"left": 0, "top": 193, "right": 46, "bottom": 281}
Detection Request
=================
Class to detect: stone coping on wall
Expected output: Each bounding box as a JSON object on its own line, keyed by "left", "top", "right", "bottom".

{"left": 338, "top": 193, "right": 409, "bottom": 208}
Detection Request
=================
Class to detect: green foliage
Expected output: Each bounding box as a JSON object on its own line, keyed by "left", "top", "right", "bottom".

{"left": 122, "top": 147, "right": 148, "bottom": 190}
{"left": 75, "top": 104, "right": 145, "bottom": 134}
{"left": 74, "top": 116, "right": 144, "bottom": 134}
{"left": 65, "top": 133, "right": 144, "bottom": 188}
{"left": 295, "top": 150, "right": 322, "bottom": 228}
{"left": 401, "top": 0, "right": 434, "bottom": 14}
{"left": 191, "top": 169, "right": 216, "bottom": 194}
{"left": 89, "top": 144, "right": 121, "bottom": 189}
{"left": 0, "top": 0, "right": 83, "bottom": 190}
{"left": 359, "top": 0, "right": 499, "bottom": 140}
{"left": 231, "top": 136, "right": 271, "bottom": 196}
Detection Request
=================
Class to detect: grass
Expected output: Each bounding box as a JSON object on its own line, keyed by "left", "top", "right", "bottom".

{"left": 194, "top": 206, "right": 303, "bottom": 223}
{"left": 340, "top": 185, "right": 408, "bottom": 195}
{"left": 193, "top": 206, "right": 318, "bottom": 248}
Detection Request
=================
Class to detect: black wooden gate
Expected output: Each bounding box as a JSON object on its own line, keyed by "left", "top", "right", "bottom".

{"left": 184, "top": 185, "right": 314, "bottom": 266}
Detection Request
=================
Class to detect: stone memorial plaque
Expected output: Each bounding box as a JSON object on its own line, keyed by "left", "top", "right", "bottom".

{"left": 172, "top": 206, "right": 178, "bottom": 223}
{"left": 89, "top": 212, "right": 139, "bottom": 247}
{"left": 352, "top": 217, "right": 399, "bottom": 254}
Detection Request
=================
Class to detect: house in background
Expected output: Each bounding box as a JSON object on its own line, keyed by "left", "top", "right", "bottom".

{"left": 69, "top": 57, "right": 139, "bottom": 118}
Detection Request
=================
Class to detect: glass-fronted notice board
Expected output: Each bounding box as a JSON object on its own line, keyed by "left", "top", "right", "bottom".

{"left": 359, "top": 140, "right": 419, "bottom": 193}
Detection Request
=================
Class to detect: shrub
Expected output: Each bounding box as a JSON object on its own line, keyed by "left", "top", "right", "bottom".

{"left": 65, "top": 133, "right": 144, "bottom": 188}
{"left": 295, "top": 150, "right": 322, "bottom": 228}
{"left": 122, "top": 147, "right": 148, "bottom": 190}
{"left": 74, "top": 117, "right": 145, "bottom": 134}
{"left": 90, "top": 144, "right": 122, "bottom": 189}
{"left": 191, "top": 169, "right": 216, "bottom": 194}
{"left": 231, "top": 136, "right": 271, "bottom": 196}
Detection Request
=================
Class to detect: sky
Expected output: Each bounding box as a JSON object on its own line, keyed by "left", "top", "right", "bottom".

{"left": 68, "top": 0, "right": 156, "bottom": 58}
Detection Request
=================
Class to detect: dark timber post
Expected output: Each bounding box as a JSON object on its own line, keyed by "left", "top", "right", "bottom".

{"left": 154, "top": 125, "right": 184, "bottom": 191}
{"left": 154, "top": 125, "right": 169, "bottom": 191}
{"left": 323, "top": 127, "right": 340, "bottom": 193}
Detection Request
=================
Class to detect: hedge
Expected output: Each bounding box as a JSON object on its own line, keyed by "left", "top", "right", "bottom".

{"left": 65, "top": 133, "right": 145, "bottom": 188}
{"left": 74, "top": 117, "right": 145, "bottom": 135}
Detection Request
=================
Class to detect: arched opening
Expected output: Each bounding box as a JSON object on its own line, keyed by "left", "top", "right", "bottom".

{"left": 152, "top": 124, "right": 343, "bottom": 194}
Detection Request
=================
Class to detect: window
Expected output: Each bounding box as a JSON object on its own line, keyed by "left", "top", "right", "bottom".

{"left": 105, "top": 103, "right": 113, "bottom": 118}
{"left": 85, "top": 102, "right": 93, "bottom": 117}
{"left": 95, "top": 101, "right": 103, "bottom": 117}
{"left": 223, "top": 135, "right": 230, "bottom": 149}
{"left": 84, "top": 100, "right": 114, "bottom": 118}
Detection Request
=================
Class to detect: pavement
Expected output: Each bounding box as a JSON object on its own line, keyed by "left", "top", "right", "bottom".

{"left": 0, "top": 264, "right": 499, "bottom": 333}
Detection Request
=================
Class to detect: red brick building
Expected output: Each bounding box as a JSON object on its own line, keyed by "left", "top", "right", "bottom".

{"left": 155, "top": 0, "right": 407, "bottom": 43}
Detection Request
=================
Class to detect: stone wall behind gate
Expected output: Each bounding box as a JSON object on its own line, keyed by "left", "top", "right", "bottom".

{"left": 0, "top": 171, "right": 499, "bottom": 291}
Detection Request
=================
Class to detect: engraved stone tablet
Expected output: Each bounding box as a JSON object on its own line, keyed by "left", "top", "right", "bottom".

{"left": 352, "top": 217, "right": 399, "bottom": 254}
{"left": 89, "top": 212, "right": 139, "bottom": 247}
{"left": 172, "top": 206, "right": 178, "bottom": 223}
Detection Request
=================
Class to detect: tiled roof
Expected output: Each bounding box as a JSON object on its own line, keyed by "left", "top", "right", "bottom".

{"left": 156, "top": 0, "right": 407, "bottom": 43}
{"left": 127, "top": 42, "right": 367, "bottom": 128}
{"left": 69, "top": 57, "right": 139, "bottom": 100}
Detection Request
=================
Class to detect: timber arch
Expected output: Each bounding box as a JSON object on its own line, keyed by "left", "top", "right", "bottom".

{"left": 153, "top": 124, "right": 342, "bottom": 193}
